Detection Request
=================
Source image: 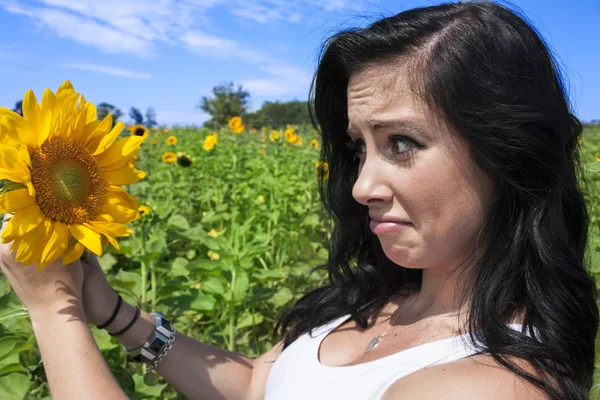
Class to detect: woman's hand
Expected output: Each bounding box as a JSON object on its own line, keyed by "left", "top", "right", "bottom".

{"left": 0, "top": 219, "right": 85, "bottom": 319}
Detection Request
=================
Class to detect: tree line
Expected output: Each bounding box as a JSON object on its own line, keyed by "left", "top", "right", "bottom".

{"left": 9, "top": 81, "right": 313, "bottom": 129}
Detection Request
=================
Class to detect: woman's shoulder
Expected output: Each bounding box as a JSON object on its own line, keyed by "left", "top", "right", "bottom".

{"left": 381, "top": 354, "right": 548, "bottom": 400}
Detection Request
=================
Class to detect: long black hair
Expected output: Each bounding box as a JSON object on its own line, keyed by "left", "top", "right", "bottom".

{"left": 274, "top": 1, "right": 598, "bottom": 398}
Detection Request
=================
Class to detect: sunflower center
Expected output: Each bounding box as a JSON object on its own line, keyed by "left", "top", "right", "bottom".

{"left": 30, "top": 137, "right": 105, "bottom": 224}
{"left": 134, "top": 128, "right": 146, "bottom": 136}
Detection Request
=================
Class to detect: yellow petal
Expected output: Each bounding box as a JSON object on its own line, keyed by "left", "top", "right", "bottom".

{"left": 83, "top": 116, "right": 113, "bottom": 152}
{"left": 22, "top": 90, "right": 42, "bottom": 144}
{"left": 95, "top": 136, "right": 145, "bottom": 168}
{"left": 69, "top": 223, "right": 103, "bottom": 255}
{"left": 100, "top": 203, "right": 138, "bottom": 224}
{"left": 40, "top": 221, "right": 70, "bottom": 268}
{"left": 0, "top": 144, "right": 31, "bottom": 184}
{"left": 103, "top": 166, "right": 145, "bottom": 185}
{"left": 88, "top": 221, "right": 132, "bottom": 252}
{"left": 0, "top": 188, "right": 35, "bottom": 213}
{"left": 84, "top": 102, "right": 97, "bottom": 124}
{"left": 56, "top": 80, "right": 75, "bottom": 96}
{"left": 1, "top": 205, "right": 45, "bottom": 243}
{"left": 14, "top": 220, "right": 49, "bottom": 267}
{"left": 96, "top": 213, "right": 114, "bottom": 222}
{"left": 62, "top": 241, "right": 85, "bottom": 265}
{"left": 40, "top": 88, "right": 57, "bottom": 115}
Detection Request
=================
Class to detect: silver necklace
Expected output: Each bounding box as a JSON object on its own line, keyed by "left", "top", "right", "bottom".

{"left": 364, "top": 294, "right": 461, "bottom": 353}
{"left": 364, "top": 294, "right": 417, "bottom": 353}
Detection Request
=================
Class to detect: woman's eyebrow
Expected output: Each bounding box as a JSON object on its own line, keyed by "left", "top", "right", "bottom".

{"left": 347, "top": 119, "right": 433, "bottom": 139}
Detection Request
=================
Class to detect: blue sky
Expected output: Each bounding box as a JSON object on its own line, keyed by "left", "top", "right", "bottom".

{"left": 0, "top": 0, "right": 598, "bottom": 126}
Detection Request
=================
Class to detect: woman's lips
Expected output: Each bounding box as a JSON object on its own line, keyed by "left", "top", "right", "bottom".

{"left": 369, "top": 219, "right": 412, "bottom": 234}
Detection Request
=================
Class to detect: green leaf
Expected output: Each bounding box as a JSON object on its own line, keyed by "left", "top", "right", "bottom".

{"left": 0, "top": 373, "right": 30, "bottom": 400}
{"left": 167, "top": 214, "right": 190, "bottom": 230}
{"left": 171, "top": 257, "right": 190, "bottom": 277}
{"left": 200, "top": 276, "right": 225, "bottom": 294}
{"left": 268, "top": 287, "right": 294, "bottom": 308}
{"left": 108, "top": 363, "right": 135, "bottom": 394}
{"left": 98, "top": 253, "right": 118, "bottom": 272}
{"left": 190, "top": 293, "right": 216, "bottom": 311}
{"left": 91, "top": 327, "right": 119, "bottom": 351}
{"left": 132, "top": 372, "right": 167, "bottom": 398}
{"left": 233, "top": 271, "right": 249, "bottom": 302}
{"left": 237, "top": 311, "right": 264, "bottom": 329}
{"left": 0, "top": 294, "right": 28, "bottom": 330}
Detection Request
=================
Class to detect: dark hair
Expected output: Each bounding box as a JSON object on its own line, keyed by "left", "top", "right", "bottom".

{"left": 274, "top": 1, "right": 598, "bottom": 399}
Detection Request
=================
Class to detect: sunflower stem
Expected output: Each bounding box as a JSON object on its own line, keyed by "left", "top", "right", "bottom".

{"left": 151, "top": 261, "right": 157, "bottom": 310}
{"left": 140, "top": 222, "right": 147, "bottom": 308}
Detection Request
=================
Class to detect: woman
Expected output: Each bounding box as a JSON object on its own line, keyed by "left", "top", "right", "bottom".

{"left": 0, "top": 1, "right": 597, "bottom": 399}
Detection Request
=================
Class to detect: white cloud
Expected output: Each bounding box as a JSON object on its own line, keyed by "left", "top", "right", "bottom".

{"left": 0, "top": 0, "right": 349, "bottom": 59}
{"left": 61, "top": 63, "right": 152, "bottom": 79}
{"left": 242, "top": 64, "right": 312, "bottom": 96}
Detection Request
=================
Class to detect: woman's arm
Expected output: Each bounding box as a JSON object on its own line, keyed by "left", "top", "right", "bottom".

{"left": 103, "top": 296, "right": 257, "bottom": 400}
{"left": 29, "top": 298, "right": 129, "bottom": 400}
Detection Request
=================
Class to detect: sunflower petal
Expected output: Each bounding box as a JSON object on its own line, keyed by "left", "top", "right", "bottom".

{"left": 100, "top": 203, "right": 139, "bottom": 224}
{"left": 0, "top": 188, "right": 35, "bottom": 213}
{"left": 1, "top": 205, "right": 45, "bottom": 243}
{"left": 85, "top": 101, "right": 97, "bottom": 124}
{"left": 62, "top": 241, "right": 85, "bottom": 265}
{"left": 0, "top": 144, "right": 31, "bottom": 184}
{"left": 14, "top": 221, "right": 49, "bottom": 267}
{"left": 92, "top": 120, "right": 124, "bottom": 156}
{"left": 95, "top": 136, "right": 145, "bottom": 168}
{"left": 40, "top": 221, "right": 70, "bottom": 268}
{"left": 103, "top": 166, "right": 146, "bottom": 185}
{"left": 69, "top": 223, "right": 103, "bottom": 256}
{"left": 40, "top": 88, "right": 57, "bottom": 115}
{"left": 22, "top": 90, "right": 42, "bottom": 144}
{"left": 84, "top": 116, "right": 113, "bottom": 151}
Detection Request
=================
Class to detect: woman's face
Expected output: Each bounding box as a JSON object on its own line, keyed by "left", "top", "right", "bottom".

{"left": 348, "top": 63, "right": 496, "bottom": 271}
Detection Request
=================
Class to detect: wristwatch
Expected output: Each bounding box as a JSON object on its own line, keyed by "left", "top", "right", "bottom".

{"left": 124, "top": 312, "right": 175, "bottom": 364}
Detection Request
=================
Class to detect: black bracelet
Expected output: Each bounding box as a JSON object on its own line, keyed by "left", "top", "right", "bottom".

{"left": 96, "top": 294, "right": 122, "bottom": 330}
{"left": 109, "top": 306, "right": 141, "bottom": 337}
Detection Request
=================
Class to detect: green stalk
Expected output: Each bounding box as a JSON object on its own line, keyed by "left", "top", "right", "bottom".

{"left": 151, "top": 261, "right": 157, "bottom": 310}
{"left": 228, "top": 268, "right": 237, "bottom": 351}
{"left": 140, "top": 223, "right": 147, "bottom": 308}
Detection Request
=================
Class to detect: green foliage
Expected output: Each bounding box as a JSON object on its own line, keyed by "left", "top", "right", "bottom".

{"left": 244, "top": 100, "right": 312, "bottom": 130}
{"left": 199, "top": 82, "right": 251, "bottom": 128}
{"left": 0, "top": 125, "right": 329, "bottom": 398}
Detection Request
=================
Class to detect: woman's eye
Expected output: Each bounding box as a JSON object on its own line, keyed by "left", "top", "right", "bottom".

{"left": 345, "top": 136, "right": 420, "bottom": 161}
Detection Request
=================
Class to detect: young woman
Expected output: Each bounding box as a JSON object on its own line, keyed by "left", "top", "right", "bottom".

{"left": 1, "top": 2, "right": 596, "bottom": 399}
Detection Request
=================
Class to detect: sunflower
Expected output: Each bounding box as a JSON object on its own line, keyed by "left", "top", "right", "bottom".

{"left": 130, "top": 124, "right": 148, "bottom": 138}
{"left": 228, "top": 116, "right": 243, "bottom": 131}
{"left": 315, "top": 161, "right": 329, "bottom": 180}
{"left": 284, "top": 128, "right": 295, "bottom": 142}
{"left": 596, "top": 153, "right": 600, "bottom": 162}
{"left": 204, "top": 133, "right": 217, "bottom": 151}
{"left": 139, "top": 205, "right": 151, "bottom": 216}
{"left": 0, "top": 80, "right": 145, "bottom": 271}
{"left": 269, "top": 130, "right": 281, "bottom": 142}
{"left": 162, "top": 152, "right": 176, "bottom": 163}
{"left": 176, "top": 152, "right": 194, "bottom": 167}
{"left": 578, "top": 139, "right": 583, "bottom": 145}
{"left": 309, "top": 139, "right": 319, "bottom": 149}
{"left": 166, "top": 135, "right": 177, "bottom": 145}
{"left": 293, "top": 135, "right": 303, "bottom": 146}
{"left": 258, "top": 149, "right": 265, "bottom": 155}
{"left": 163, "top": 128, "right": 169, "bottom": 133}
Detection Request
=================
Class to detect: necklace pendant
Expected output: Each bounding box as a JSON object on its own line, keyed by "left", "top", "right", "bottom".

{"left": 364, "top": 336, "right": 382, "bottom": 353}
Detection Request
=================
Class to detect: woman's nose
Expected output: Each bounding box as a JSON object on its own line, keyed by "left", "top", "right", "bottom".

{"left": 351, "top": 158, "right": 393, "bottom": 206}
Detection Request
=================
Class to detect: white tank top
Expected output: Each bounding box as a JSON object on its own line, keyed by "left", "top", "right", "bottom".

{"left": 265, "top": 313, "right": 531, "bottom": 400}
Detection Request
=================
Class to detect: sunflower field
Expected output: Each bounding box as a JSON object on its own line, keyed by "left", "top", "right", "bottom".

{"left": 0, "top": 112, "right": 599, "bottom": 399}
